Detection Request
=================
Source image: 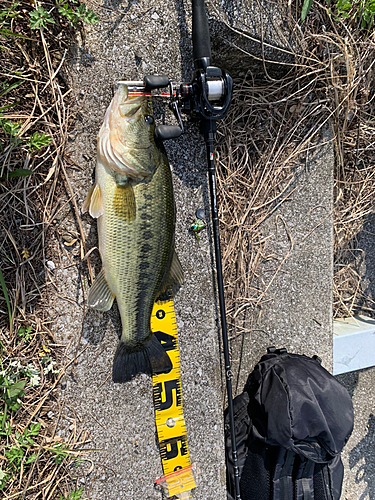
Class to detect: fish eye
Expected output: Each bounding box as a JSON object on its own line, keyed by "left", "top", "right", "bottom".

{"left": 144, "top": 115, "right": 154, "bottom": 125}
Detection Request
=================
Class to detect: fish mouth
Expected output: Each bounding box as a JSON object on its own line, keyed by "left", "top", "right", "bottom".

{"left": 97, "top": 83, "right": 156, "bottom": 179}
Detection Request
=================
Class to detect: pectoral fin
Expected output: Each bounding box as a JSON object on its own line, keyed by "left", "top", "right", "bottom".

{"left": 82, "top": 183, "right": 104, "bottom": 218}
{"left": 87, "top": 269, "right": 115, "bottom": 311}
{"left": 113, "top": 182, "right": 136, "bottom": 222}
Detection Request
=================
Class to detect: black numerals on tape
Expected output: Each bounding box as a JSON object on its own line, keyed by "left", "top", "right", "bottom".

{"left": 153, "top": 379, "right": 182, "bottom": 411}
{"left": 159, "top": 436, "right": 188, "bottom": 460}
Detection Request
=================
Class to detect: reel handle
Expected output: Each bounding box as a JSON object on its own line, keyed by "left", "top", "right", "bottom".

{"left": 192, "top": 0, "right": 211, "bottom": 69}
{"left": 144, "top": 75, "right": 169, "bottom": 90}
{"left": 155, "top": 125, "right": 182, "bottom": 141}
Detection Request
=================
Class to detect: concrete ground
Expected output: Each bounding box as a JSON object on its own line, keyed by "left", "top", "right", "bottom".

{"left": 51, "top": 0, "right": 228, "bottom": 498}
{"left": 230, "top": 128, "right": 334, "bottom": 394}
{"left": 49, "top": 0, "right": 375, "bottom": 498}
{"left": 337, "top": 216, "right": 375, "bottom": 500}
{"left": 338, "top": 368, "right": 375, "bottom": 500}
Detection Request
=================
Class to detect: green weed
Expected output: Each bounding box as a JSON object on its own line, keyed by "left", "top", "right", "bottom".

{"left": 28, "top": 1, "right": 98, "bottom": 31}
{"left": 354, "top": 0, "right": 375, "bottom": 28}
{"left": 0, "top": 115, "right": 21, "bottom": 138}
{"left": 17, "top": 326, "right": 33, "bottom": 344}
{"left": 0, "top": 169, "right": 34, "bottom": 181}
{"left": 0, "top": 79, "right": 24, "bottom": 97}
{"left": 29, "top": 6, "right": 55, "bottom": 30}
{"left": 301, "top": 0, "right": 314, "bottom": 21}
{"left": 58, "top": 487, "right": 85, "bottom": 500}
{"left": 302, "top": 0, "right": 375, "bottom": 30}
{"left": 40, "top": 355, "right": 59, "bottom": 375}
{"left": 0, "top": 1, "right": 26, "bottom": 40}
{"left": 0, "top": 468, "right": 6, "bottom": 490}
{"left": 50, "top": 442, "right": 70, "bottom": 464}
{"left": 57, "top": 0, "right": 99, "bottom": 26}
{"left": 0, "top": 359, "right": 67, "bottom": 492}
{"left": 59, "top": 487, "right": 85, "bottom": 500}
{"left": 27, "top": 131, "right": 52, "bottom": 151}
{"left": 0, "top": 266, "right": 12, "bottom": 331}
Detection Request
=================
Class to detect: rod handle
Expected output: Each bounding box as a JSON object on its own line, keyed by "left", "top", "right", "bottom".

{"left": 192, "top": 0, "right": 211, "bottom": 69}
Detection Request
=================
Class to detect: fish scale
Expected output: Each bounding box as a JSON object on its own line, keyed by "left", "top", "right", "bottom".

{"left": 97, "top": 146, "right": 175, "bottom": 342}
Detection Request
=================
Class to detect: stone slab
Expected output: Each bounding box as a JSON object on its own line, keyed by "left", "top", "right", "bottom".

{"left": 230, "top": 127, "right": 334, "bottom": 393}
{"left": 50, "top": 0, "right": 227, "bottom": 498}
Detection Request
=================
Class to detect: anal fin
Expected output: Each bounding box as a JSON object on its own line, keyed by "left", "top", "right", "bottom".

{"left": 157, "top": 250, "right": 184, "bottom": 300}
{"left": 87, "top": 269, "right": 115, "bottom": 311}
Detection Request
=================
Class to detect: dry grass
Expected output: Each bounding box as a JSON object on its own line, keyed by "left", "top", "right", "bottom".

{"left": 216, "top": 0, "right": 375, "bottom": 336}
{"left": 0, "top": 1, "right": 94, "bottom": 498}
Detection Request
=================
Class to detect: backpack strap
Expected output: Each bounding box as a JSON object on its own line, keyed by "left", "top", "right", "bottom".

{"left": 295, "top": 456, "right": 315, "bottom": 500}
{"left": 272, "top": 448, "right": 295, "bottom": 500}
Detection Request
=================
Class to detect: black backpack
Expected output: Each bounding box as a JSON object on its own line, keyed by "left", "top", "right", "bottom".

{"left": 225, "top": 348, "right": 354, "bottom": 500}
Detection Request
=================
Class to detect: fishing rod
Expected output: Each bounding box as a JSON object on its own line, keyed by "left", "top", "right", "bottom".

{"left": 143, "top": 0, "right": 240, "bottom": 498}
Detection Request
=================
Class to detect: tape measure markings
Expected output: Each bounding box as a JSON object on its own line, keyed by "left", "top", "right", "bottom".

{"left": 151, "top": 297, "right": 196, "bottom": 497}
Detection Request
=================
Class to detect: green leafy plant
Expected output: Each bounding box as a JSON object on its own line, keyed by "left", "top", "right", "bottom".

{"left": 59, "top": 487, "right": 85, "bottom": 500}
{"left": 0, "top": 116, "right": 21, "bottom": 138}
{"left": 0, "top": 79, "right": 24, "bottom": 97}
{"left": 17, "top": 326, "right": 33, "bottom": 343}
{"left": 27, "top": 131, "right": 52, "bottom": 151}
{"left": 0, "top": 169, "right": 33, "bottom": 182}
{"left": 3, "top": 424, "right": 40, "bottom": 474}
{"left": 335, "top": 0, "right": 352, "bottom": 17}
{"left": 15, "top": 422, "right": 41, "bottom": 447}
{"left": 0, "top": 373, "right": 26, "bottom": 412}
{"left": 356, "top": 0, "right": 375, "bottom": 28}
{"left": 8, "top": 360, "right": 41, "bottom": 387}
{"left": 0, "top": 267, "right": 12, "bottom": 330}
{"left": 0, "top": 468, "right": 7, "bottom": 491}
{"left": 0, "top": 362, "right": 43, "bottom": 490}
{"left": 301, "top": 0, "right": 314, "bottom": 21}
{"left": 40, "top": 355, "right": 59, "bottom": 375}
{"left": 29, "top": 6, "right": 55, "bottom": 30}
{"left": 0, "top": 1, "right": 26, "bottom": 40}
{"left": 74, "top": 4, "right": 99, "bottom": 24}
{"left": 50, "top": 442, "right": 69, "bottom": 464}
{"left": 57, "top": 0, "right": 98, "bottom": 26}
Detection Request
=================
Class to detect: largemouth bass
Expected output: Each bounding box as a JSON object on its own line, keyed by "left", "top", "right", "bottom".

{"left": 83, "top": 83, "right": 183, "bottom": 382}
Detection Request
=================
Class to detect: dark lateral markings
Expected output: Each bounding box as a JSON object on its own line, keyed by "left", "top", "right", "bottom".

{"left": 153, "top": 379, "right": 182, "bottom": 411}
{"left": 159, "top": 435, "right": 188, "bottom": 461}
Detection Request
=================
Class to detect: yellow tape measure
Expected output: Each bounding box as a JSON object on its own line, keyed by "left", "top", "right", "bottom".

{"left": 151, "top": 297, "right": 196, "bottom": 499}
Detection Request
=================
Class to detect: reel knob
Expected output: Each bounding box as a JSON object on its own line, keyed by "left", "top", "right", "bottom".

{"left": 155, "top": 125, "right": 182, "bottom": 141}
{"left": 144, "top": 75, "right": 170, "bottom": 91}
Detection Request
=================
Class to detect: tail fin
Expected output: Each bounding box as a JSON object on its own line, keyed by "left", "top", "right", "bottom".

{"left": 112, "top": 334, "right": 172, "bottom": 383}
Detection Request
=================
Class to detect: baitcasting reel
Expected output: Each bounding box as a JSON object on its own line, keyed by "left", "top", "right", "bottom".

{"left": 142, "top": 64, "right": 232, "bottom": 141}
